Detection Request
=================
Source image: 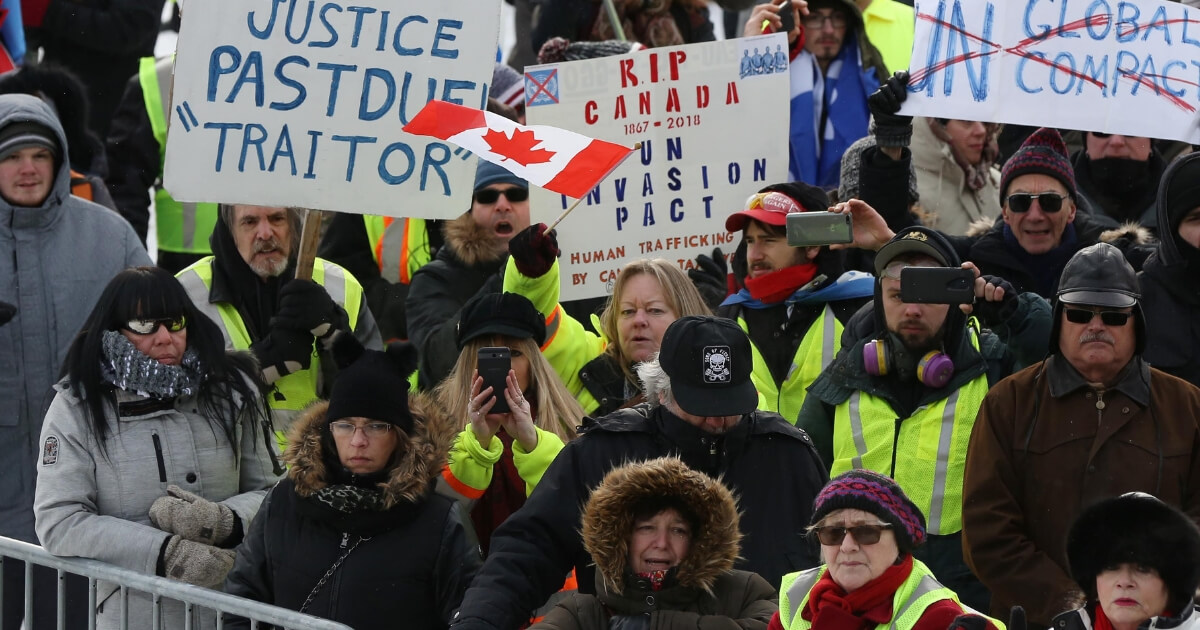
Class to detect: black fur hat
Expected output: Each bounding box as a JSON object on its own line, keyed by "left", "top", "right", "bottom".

{"left": 1067, "top": 493, "right": 1200, "bottom": 614}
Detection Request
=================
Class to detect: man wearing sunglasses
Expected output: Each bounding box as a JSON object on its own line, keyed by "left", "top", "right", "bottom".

{"left": 407, "top": 160, "right": 531, "bottom": 389}
{"left": 0, "top": 94, "right": 152, "bottom": 629}
{"left": 963, "top": 242, "right": 1200, "bottom": 628}
{"left": 796, "top": 226, "right": 1050, "bottom": 614}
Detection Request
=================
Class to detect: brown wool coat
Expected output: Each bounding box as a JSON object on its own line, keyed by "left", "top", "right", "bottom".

{"left": 962, "top": 358, "right": 1200, "bottom": 628}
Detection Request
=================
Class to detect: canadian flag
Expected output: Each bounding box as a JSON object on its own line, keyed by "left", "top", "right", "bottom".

{"left": 403, "top": 100, "right": 635, "bottom": 199}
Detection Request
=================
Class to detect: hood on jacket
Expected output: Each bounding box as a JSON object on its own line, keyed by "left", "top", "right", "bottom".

{"left": 809, "top": 0, "right": 889, "bottom": 81}
{"left": 1153, "top": 151, "right": 1200, "bottom": 269}
{"left": 205, "top": 205, "right": 304, "bottom": 337}
{"left": 582, "top": 457, "right": 741, "bottom": 596}
{"left": 0, "top": 93, "right": 72, "bottom": 215}
{"left": 442, "top": 212, "right": 506, "bottom": 267}
{"left": 283, "top": 393, "right": 455, "bottom": 509}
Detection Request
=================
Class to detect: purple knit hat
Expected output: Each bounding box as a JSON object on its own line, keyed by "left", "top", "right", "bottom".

{"left": 810, "top": 470, "right": 927, "bottom": 552}
{"left": 999, "top": 127, "right": 1076, "bottom": 204}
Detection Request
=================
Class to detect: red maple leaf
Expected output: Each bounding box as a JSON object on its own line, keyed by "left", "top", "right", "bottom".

{"left": 482, "top": 128, "right": 556, "bottom": 167}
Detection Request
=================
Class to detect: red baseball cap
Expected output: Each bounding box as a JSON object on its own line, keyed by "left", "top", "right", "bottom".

{"left": 725, "top": 191, "right": 806, "bottom": 232}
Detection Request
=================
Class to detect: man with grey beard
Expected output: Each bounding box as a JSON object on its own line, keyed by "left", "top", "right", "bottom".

{"left": 177, "top": 204, "right": 381, "bottom": 442}
{"left": 961, "top": 242, "right": 1200, "bottom": 628}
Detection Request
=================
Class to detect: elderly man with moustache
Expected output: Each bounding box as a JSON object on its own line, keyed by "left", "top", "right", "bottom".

{"left": 961, "top": 243, "right": 1200, "bottom": 628}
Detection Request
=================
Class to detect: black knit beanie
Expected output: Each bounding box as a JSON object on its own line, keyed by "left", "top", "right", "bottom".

{"left": 325, "top": 341, "right": 418, "bottom": 432}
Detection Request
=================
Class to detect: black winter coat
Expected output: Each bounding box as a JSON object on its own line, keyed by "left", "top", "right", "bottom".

{"left": 406, "top": 214, "right": 505, "bottom": 390}
{"left": 1141, "top": 153, "right": 1200, "bottom": 388}
{"left": 224, "top": 401, "right": 479, "bottom": 630}
{"left": 451, "top": 404, "right": 828, "bottom": 630}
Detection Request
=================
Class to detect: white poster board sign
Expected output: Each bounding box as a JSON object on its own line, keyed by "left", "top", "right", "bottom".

{"left": 163, "top": 0, "right": 500, "bottom": 217}
{"left": 902, "top": 0, "right": 1200, "bottom": 143}
{"left": 525, "top": 34, "right": 791, "bottom": 302}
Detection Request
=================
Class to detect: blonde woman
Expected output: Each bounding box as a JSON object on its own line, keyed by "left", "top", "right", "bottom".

{"left": 504, "top": 223, "right": 711, "bottom": 416}
{"left": 436, "top": 291, "right": 586, "bottom": 554}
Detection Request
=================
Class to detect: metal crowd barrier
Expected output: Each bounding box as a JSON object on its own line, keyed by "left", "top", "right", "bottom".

{"left": 0, "top": 536, "right": 353, "bottom": 630}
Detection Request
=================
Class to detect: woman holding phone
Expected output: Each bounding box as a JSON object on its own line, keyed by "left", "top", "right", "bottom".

{"left": 434, "top": 291, "right": 586, "bottom": 555}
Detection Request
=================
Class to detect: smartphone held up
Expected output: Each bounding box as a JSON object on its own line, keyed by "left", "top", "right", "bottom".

{"left": 786, "top": 212, "right": 853, "bottom": 247}
{"left": 477, "top": 347, "right": 512, "bottom": 414}
{"left": 899, "top": 267, "right": 975, "bottom": 304}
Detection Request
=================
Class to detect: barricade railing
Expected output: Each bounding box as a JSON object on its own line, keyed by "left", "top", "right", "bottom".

{"left": 0, "top": 536, "right": 353, "bottom": 630}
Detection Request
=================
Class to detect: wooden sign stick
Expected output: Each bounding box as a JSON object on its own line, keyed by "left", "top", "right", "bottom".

{"left": 294, "top": 209, "right": 325, "bottom": 281}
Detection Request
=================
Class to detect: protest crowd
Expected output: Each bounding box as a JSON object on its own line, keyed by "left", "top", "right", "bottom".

{"left": 5, "top": 0, "right": 1200, "bottom": 629}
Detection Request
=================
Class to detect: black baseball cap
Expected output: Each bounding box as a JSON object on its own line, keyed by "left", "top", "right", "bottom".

{"left": 658, "top": 316, "right": 757, "bottom": 417}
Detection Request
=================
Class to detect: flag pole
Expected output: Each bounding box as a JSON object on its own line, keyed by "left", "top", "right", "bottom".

{"left": 546, "top": 142, "right": 641, "bottom": 232}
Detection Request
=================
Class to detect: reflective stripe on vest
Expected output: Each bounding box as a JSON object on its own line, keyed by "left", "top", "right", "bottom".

{"left": 175, "top": 257, "right": 363, "bottom": 416}
{"left": 741, "top": 305, "right": 841, "bottom": 423}
{"left": 141, "top": 56, "right": 217, "bottom": 255}
{"left": 780, "top": 560, "right": 965, "bottom": 630}
{"left": 830, "top": 330, "right": 989, "bottom": 535}
{"left": 367, "top": 215, "right": 429, "bottom": 285}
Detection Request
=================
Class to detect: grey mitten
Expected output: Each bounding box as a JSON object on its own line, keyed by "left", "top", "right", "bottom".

{"left": 161, "top": 536, "right": 236, "bottom": 589}
{"left": 149, "top": 485, "right": 236, "bottom": 546}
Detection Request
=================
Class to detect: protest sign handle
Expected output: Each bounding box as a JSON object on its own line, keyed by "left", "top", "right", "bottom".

{"left": 602, "top": 0, "right": 627, "bottom": 42}
{"left": 294, "top": 209, "right": 325, "bottom": 281}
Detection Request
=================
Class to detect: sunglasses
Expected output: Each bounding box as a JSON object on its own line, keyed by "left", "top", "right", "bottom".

{"left": 122, "top": 316, "right": 187, "bottom": 335}
{"left": 1091, "top": 131, "right": 1112, "bottom": 139}
{"left": 812, "top": 523, "right": 893, "bottom": 546}
{"left": 1063, "top": 307, "right": 1132, "bottom": 326}
{"left": 1006, "top": 192, "right": 1066, "bottom": 214}
{"left": 474, "top": 187, "right": 529, "bottom": 204}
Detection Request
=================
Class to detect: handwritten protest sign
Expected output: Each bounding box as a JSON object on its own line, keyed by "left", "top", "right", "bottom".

{"left": 902, "top": 0, "right": 1200, "bottom": 143}
{"left": 525, "top": 34, "right": 790, "bottom": 302}
{"left": 163, "top": 0, "right": 500, "bottom": 218}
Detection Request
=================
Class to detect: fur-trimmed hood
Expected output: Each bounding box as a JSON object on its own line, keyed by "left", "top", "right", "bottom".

{"left": 582, "top": 457, "right": 741, "bottom": 596}
{"left": 283, "top": 393, "right": 456, "bottom": 509}
{"left": 442, "top": 212, "right": 505, "bottom": 267}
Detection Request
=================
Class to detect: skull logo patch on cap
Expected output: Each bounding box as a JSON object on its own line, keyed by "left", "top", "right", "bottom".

{"left": 703, "top": 346, "right": 732, "bottom": 383}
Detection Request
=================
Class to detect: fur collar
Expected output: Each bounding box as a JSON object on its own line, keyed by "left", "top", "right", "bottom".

{"left": 1099, "top": 221, "right": 1154, "bottom": 246}
{"left": 443, "top": 213, "right": 505, "bottom": 267}
{"left": 283, "top": 395, "right": 455, "bottom": 509}
{"left": 582, "top": 457, "right": 741, "bottom": 597}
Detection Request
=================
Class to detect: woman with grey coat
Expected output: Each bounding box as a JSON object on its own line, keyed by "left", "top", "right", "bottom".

{"left": 34, "top": 266, "right": 283, "bottom": 630}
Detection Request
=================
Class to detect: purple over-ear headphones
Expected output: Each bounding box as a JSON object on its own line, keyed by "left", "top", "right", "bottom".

{"left": 863, "top": 337, "right": 955, "bottom": 388}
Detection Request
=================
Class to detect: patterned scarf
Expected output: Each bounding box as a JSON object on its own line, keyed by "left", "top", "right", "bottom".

{"left": 100, "top": 330, "right": 202, "bottom": 398}
{"left": 311, "top": 484, "right": 387, "bottom": 514}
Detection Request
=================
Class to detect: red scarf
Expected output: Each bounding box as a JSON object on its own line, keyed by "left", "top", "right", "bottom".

{"left": 743, "top": 263, "right": 819, "bottom": 303}
{"left": 801, "top": 555, "right": 914, "bottom": 630}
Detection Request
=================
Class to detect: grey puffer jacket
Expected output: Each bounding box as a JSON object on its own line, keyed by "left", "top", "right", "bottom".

{"left": 34, "top": 380, "right": 283, "bottom": 630}
{"left": 0, "top": 94, "right": 151, "bottom": 543}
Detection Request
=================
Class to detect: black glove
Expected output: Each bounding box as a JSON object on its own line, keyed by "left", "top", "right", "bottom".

{"left": 972, "top": 274, "right": 1018, "bottom": 324}
{"left": 868, "top": 71, "right": 913, "bottom": 148}
{"left": 730, "top": 238, "right": 748, "bottom": 289}
{"left": 251, "top": 326, "right": 313, "bottom": 384}
{"left": 947, "top": 614, "right": 990, "bottom": 630}
{"left": 688, "top": 247, "right": 729, "bottom": 310}
{"left": 0, "top": 300, "right": 14, "bottom": 327}
{"left": 508, "top": 223, "right": 560, "bottom": 278}
{"left": 272, "top": 280, "right": 347, "bottom": 339}
{"left": 1008, "top": 606, "right": 1027, "bottom": 630}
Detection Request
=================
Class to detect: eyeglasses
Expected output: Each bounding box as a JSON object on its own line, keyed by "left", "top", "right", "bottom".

{"left": 122, "top": 316, "right": 187, "bottom": 335}
{"left": 804, "top": 12, "right": 848, "bottom": 29}
{"left": 1091, "top": 131, "right": 1112, "bottom": 139}
{"left": 329, "top": 421, "right": 393, "bottom": 438}
{"left": 1006, "top": 192, "right": 1067, "bottom": 214}
{"left": 813, "top": 523, "right": 893, "bottom": 546}
{"left": 1063, "top": 307, "right": 1132, "bottom": 326}
{"left": 473, "top": 187, "right": 529, "bottom": 204}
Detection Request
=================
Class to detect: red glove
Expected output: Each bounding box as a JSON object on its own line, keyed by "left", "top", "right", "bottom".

{"left": 508, "top": 223, "right": 560, "bottom": 278}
